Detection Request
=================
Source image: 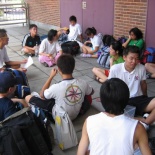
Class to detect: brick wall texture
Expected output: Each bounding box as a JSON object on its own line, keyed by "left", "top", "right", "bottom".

{"left": 114, "top": 0, "right": 148, "bottom": 38}
{"left": 26, "top": 0, "right": 60, "bottom": 27}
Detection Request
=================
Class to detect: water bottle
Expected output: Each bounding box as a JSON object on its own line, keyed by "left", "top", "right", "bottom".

{"left": 35, "top": 43, "right": 39, "bottom": 57}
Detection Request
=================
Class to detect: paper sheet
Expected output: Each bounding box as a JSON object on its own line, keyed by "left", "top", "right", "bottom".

{"left": 23, "top": 56, "right": 33, "bottom": 69}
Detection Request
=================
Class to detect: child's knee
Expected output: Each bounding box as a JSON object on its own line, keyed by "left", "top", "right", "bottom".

{"left": 25, "top": 95, "right": 33, "bottom": 103}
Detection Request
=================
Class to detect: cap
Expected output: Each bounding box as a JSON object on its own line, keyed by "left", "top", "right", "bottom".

{"left": 0, "top": 71, "right": 17, "bottom": 92}
{"left": 60, "top": 27, "right": 69, "bottom": 31}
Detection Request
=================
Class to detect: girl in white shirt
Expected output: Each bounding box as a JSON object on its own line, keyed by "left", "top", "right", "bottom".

{"left": 81, "top": 27, "right": 103, "bottom": 58}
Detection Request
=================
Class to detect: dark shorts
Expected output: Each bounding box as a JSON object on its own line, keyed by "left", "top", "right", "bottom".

{"left": 29, "top": 95, "right": 92, "bottom": 120}
{"left": 29, "top": 96, "right": 55, "bottom": 112}
{"left": 128, "top": 95, "right": 154, "bottom": 116}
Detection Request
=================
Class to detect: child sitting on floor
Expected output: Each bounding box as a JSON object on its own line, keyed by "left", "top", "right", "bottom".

{"left": 92, "top": 41, "right": 124, "bottom": 83}
{"left": 39, "top": 29, "right": 63, "bottom": 67}
{"left": 26, "top": 54, "right": 94, "bottom": 121}
{"left": 77, "top": 78, "right": 151, "bottom": 155}
{"left": 80, "top": 27, "right": 104, "bottom": 58}
{"left": 0, "top": 71, "right": 28, "bottom": 121}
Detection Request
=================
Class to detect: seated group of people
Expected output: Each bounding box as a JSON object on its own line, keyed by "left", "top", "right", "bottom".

{"left": 0, "top": 15, "right": 155, "bottom": 154}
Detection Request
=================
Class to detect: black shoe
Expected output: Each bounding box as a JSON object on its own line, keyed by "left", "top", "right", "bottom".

{"left": 43, "top": 62, "right": 48, "bottom": 67}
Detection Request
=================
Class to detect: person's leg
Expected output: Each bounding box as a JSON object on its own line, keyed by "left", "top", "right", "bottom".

{"left": 23, "top": 47, "right": 35, "bottom": 54}
{"left": 39, "top": 55, "right": 54, "bottom": 67}
{"left": 145, "top": 63, "right": 155, "bottom": 78}
{"left": 54, "top": 53, "right": 61, "bottom": 64}
{"left": 92, "top": 67, "right": 108, "bottom": 83}
{"left": 82, "top": 45, "right": 93, "bottom": 54}
{"left": 143, "top": 98, "right": 155, "bottom": 124}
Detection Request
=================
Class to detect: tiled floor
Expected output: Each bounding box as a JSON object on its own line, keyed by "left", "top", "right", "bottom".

{"left": 2, "top": 25, "right": 155, "bottom": 155}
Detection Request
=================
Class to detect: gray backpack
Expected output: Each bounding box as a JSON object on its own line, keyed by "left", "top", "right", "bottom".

{"left": 54, "top": 105, "right": 78, "bottom": 150}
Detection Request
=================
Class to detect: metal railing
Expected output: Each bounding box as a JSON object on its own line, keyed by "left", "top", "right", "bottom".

{"left": 0, "top": 2, "right": 29, "bottom": 26}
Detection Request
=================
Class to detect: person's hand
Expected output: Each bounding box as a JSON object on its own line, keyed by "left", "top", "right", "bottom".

{"left": 50, "top": 68, "right": 57, "bottom": 78}
{"left": 128, "top": 35, "right": 131, "bottom": 40}
{"left": 18, "top": 68, "right": 27, "bottom": 73}
{"left": 21, "top": 59, "right": 27, "bottom": 64}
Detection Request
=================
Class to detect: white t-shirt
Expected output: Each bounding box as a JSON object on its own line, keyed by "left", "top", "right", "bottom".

{"left": 68, "top": 23, "right": 82, "bottom": 41}
{"left": 44, "top": 79, "right": 93, "bottom": 120}
{"left": 90, "top": 35, "right": 104, "bottom": 50}
{"left": 0, "top": 47, "right": 9, "bottom": 68}
{"left": 108, "top": 63, "right": 146, "bottom": 98}
{"left": 87, "top": 113, "right": 138, "bottom": 155}
{"left": 39, "top": 38, "right": 62, "bottom": 57}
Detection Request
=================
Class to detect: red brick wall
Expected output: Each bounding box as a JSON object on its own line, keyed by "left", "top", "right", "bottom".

{"left": 114, "top": 0, "right": 148, "bottom": 38}
{"left": 26, "top": 0, "right": 60, "bottom": 27}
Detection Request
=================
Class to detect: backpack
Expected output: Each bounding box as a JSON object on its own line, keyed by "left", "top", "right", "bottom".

{"left": 0, "top": 107, "right": 53, "bottom": 155}
{"left": 118, "top": 36, "right": 127, "bottom": 44}
{"left": 54, "top": 105, "right": 78, "bottom": 150}
{"left": 97, "top": 46, "right": 110, "bottom": 69}
{"left": 5, "top": 69, "right": 31, "bottom": 99}
{"left": 141, "top": 47, "right": 155, "bottom": 64}
{"left": 61, "top": 41, "right": 80, "bottom": 56}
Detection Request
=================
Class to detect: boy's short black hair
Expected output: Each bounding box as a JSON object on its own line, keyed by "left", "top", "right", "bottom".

{"left": 48, "top": 29, "right": 57, "bottom": 41}
{"left": 69, "top": 15, "right": 77, "bottom": 22}
{"left": 0, "top": 29, "right": 7, "bottom": 38}
{"left": 100, "top": 78, "right": 129, "bottom": 115}
{"left": 123, "top": 45, "right": 140, "bottom": 58}
{"left": 29, "top": 24, "right": 37, "bottom": 30}
{"left": 85, "top": 27, "right": 97, "bottom": 36}
{"left": 57, "top": 54, "right": 75, "bottom": 74}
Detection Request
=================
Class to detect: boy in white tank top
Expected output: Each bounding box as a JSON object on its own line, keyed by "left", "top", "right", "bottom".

{"left": 77, "top": 78, "right": 151, "bottom": 155}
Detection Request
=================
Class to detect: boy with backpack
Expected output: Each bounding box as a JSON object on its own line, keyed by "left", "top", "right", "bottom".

{"left": 0, "top": 71, "right": 28, "bottom": 121}
{"left": 25, "top": 54, "right": 94, "bottom": 121}
{"left": 0, "top": 29, "right": 27, "bottom": 72}
{"left": 22, "top": 24, "right": 41, "bottom": 56}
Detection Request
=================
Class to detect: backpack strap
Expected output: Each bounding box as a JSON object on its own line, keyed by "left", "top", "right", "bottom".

{"left": 11, "top": 127, "right": 32, "bottom": 155}
{"left": 0, "top": 107, "right": 31, "bottom": 126}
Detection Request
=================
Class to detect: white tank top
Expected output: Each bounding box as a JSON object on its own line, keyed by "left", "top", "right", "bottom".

{"left": 87, "top": 112, "right": 138, "bottom": 155}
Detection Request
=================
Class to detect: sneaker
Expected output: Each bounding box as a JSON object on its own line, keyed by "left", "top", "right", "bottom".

{"left": 143, "top": 113, "right": 149, "bottom": 119}
{"left": 80, "top": 53, "right": 92, "bottom": 57}
{"left": 43, "top": 62, "right": 48, "bottom": 67}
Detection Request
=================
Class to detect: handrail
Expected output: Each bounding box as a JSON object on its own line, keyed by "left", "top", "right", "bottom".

{"left": 0, "top": 2, "right": 29, "bottom": 26}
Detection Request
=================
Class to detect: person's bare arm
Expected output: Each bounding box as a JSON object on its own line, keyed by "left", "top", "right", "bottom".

{"left": 77, "top": 121, "right": 89, "bottom": 155}
{"left": 122, "top": 35, "right": 131, "bottom": 48}
{"left": 134, "top": 122, "right": 152, "bottom": 155}
{"left": 140, "top": 80, "right": 147, "bottom": 96}
{"left": 11, "top": 98, "right": 29, "bottom": 107}
{"left": 110, "top": 57, "right": 114, "bottom": 68}
{"left": 40, "top": 68, "right": 57, "bottom": 99}
{"left": 5, "top": 59, "right": 27, "bottom": 66}
{"left": 84, "top": 41, "right": 91, "bottom": 45}
{"left": 79, "top": 34, "right": 83, "bottom": 43}
{"left": 59, "top": 50, "right": 63, "bottom": 55}
{"left": 39, "top": 52, "right": 51, "bottom": 57}
{"left": 24, "top": 46, "right": 35, "bottom": 51}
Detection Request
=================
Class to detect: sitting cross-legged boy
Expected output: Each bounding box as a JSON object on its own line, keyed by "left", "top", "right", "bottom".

{"left": 77, "top": 78, "right": 151, "bottom": 155}
{"left": 22, "top": 24, "right": 41, "bottom": 56}
{"left": 0, "top": 71, "right": 28, "bottom": 121}
{"left": 39, "top": 29, "right": 63, "bottom": 67}
{"left": 25, "top": 54, "right": 94, "bottom": 121}
{"left": 0, "top": 29, "right": 27, "bottom": 72}
{"left": 108, "top": 46, "right": 155, "bottom": 125}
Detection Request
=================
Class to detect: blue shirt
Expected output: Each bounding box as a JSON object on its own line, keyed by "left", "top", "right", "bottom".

{"left": 0, "top": 97, "right": 17, "bottom": 121}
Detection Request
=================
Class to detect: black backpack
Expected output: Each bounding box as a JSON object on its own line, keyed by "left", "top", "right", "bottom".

{"left": 0, "top": 108, "right": 53, "bottom": 155}
{"left": 61, "top": 41, "right": 80, "bottom": 56}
